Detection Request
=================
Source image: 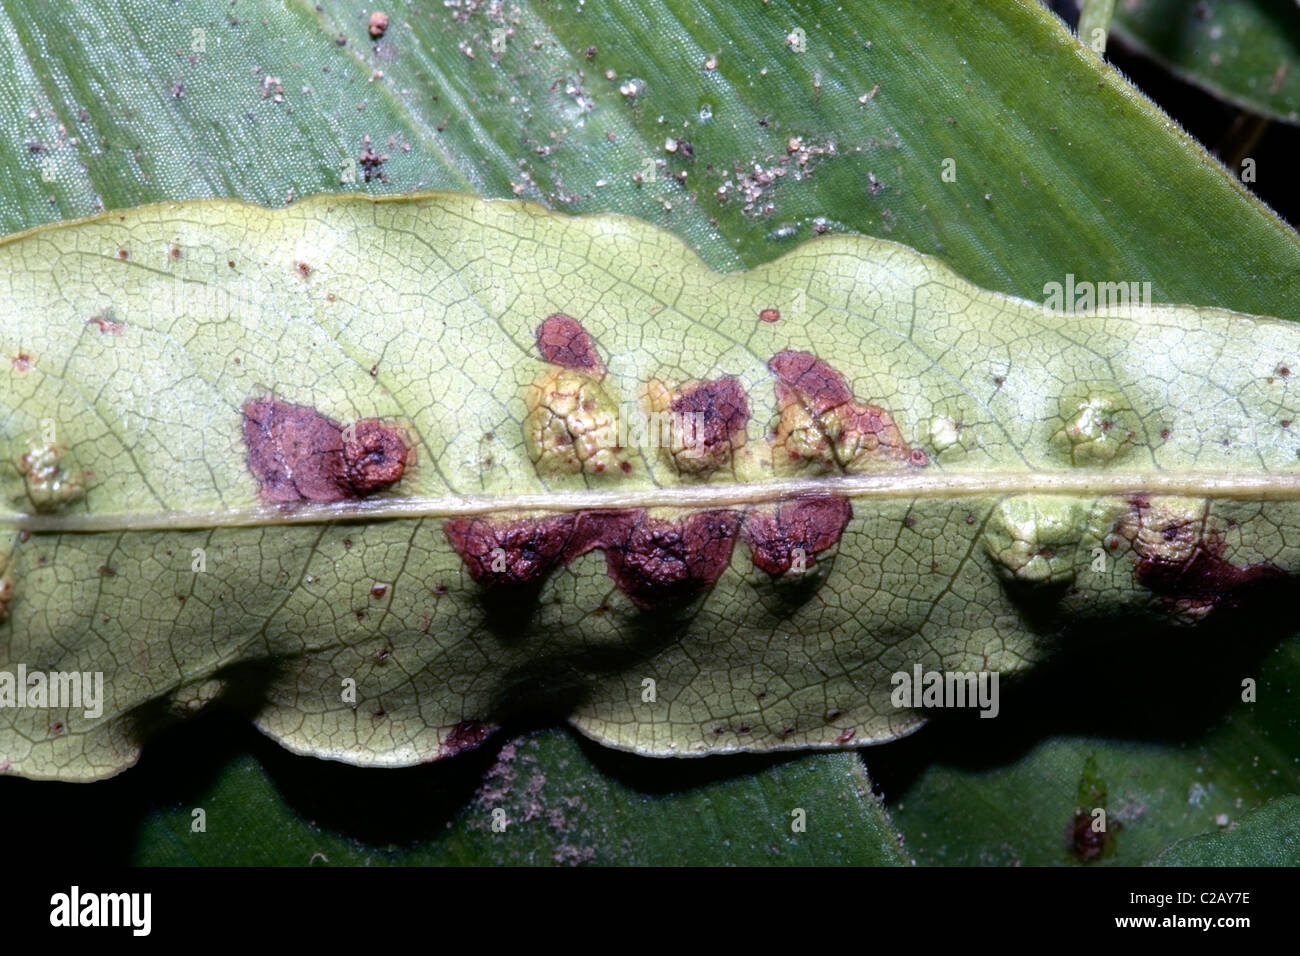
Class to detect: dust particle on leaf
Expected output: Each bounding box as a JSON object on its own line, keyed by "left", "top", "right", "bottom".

{"left": 88, "top": 313, "right": 126, "bottom": 335}
{"left": 358, "top": 146, "right": 389, "bottom": 182}
{"left": 368, "top": 10, "right": 389, "bottom": 38}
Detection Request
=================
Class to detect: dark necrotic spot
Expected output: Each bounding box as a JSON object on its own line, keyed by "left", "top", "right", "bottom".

{"left": 742, "top": 495, "right": 852, "bottom": 575}
{"left": 536, "top": 313, "right": 605, "bottom": 375}
{"left": 670, "top": 376, "right": 750, "bottom": 454}
{"left": 444, "top": 514, "right": 577, "bottom": 586}
{"left": 1068, "top": 810, "right": 1108, "bottom": 862}
{"left": 241, "top": 398, "right": 408, "bottom": 502}
{"left": 1136, "top": 551, "right": 1285, "bottom": 611}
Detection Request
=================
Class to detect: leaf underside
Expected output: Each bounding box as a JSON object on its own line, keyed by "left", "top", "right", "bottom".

{"left": 2, "top": 192, "right": 1299, "bottom": 781}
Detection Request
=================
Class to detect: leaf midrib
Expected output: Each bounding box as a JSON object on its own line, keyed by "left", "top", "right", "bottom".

{"left": 6, "top": 469, "right": 1300, "bottom": 532}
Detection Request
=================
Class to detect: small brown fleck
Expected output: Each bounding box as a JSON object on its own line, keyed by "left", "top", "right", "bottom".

{"left": 169, "top": 246, "right": 182, "bottom": 259}
{"left": 296, "top": 261, "right": 312, "bottom": 277}
{"left": 97, "top": 564, "right": 116, "bottom": 577}
{"left": 1278, "top": 365, "right": 1292, "bottom": 378}
{"left": 12, "top": 354, "right": 32, "bottom": 371}
{"left": 368, "top": 11, "right": 389, "bottom": 38}
{"left": 116, "top": 249, "right": 129, "bottom": 260}
{"left": 370, "top": 583, "right": 388, "bottom": 599}
{"left": 758, "top": 307, "right": 781, "bottom": 322}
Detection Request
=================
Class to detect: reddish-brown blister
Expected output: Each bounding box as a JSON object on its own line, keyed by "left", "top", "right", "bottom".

{"left": 344, "top": 419, "right": 409, "bottom": 494}
{"left": 242, "top": 399, "right": 351, "bottom": 503}
{"left": 441, "top": 719, "right": 494, "bottom": 758}
{"left": 742, "top": 495, "right": 853, "bottom": 575}
{"left": 536, "top": 312, "right": 606, "bottom": 376}
{"left": 670, "top": 376, "right": 750, "bottom": 454}
{"left": 597, "top": 510, "right": 743, "bottom": 608}
{"left": 769, "top": 349, "right": 854, "bottom": 415}
{"left": 1136, "top": 549, "right": 1284, "bottom": 612}
{"left": 444, "top": 514, "right": 577, "bottom": 586}
{"left": 445, "top": 508, "right": 743, "bottom": 608}
{"left": 242, "top": 398, "right": 409, "bottom": 502}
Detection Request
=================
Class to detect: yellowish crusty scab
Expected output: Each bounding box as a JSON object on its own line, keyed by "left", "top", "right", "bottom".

{"left": 1113, "top": 495, "right": 1214, "bottom": 565}
{"left": 524, "top": 367, "right": 629, "bottom": 477}
{"left": 17, "top": 443, "right": 86, "bottom": 512}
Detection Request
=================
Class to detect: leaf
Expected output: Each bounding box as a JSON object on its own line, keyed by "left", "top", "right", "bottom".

{"left": 1112, "top": 0, "right": 1300, "bottom": 124}
{"left": 2, "top": 0, "right": 1298, "bottom": 866}
{"left": 118, "top": 723, "right": 905, "bottom": 866}
{"left": 878, "top": 632, "right": 1300, "bottom": 865}
{"left": 2, "top": 191, "right": 1299, "bottom": 782}
{"left": 1151, "top": 794, "right": 1300, "bottom": 866}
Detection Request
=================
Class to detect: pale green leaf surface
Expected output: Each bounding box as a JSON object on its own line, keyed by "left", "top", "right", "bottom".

{"left": 2, "top": 192, "right": 1299, "bottom": 781}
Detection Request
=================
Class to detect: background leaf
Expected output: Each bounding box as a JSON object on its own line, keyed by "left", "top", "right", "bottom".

{"left": 2, "top": 0, "right": 1298, "bottom": 865}
{"left": 1111, "top": 0, "right": 1300, "bottom": 125}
